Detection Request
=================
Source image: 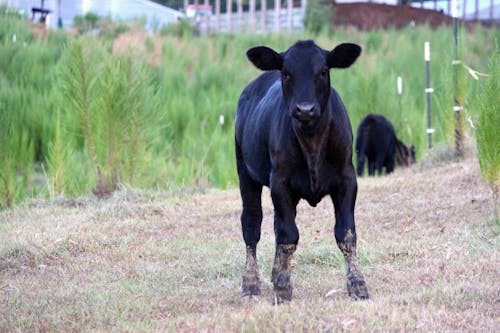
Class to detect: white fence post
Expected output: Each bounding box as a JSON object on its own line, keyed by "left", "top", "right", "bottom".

{"left": 226, "top": 0, "right": 232, "bottom": 32}
{"left": 250, "top": 0, "right": 256, "bottom": 32}
{"left": 424, "top": 41, "right": 434, "bottom": 150}
{"left": 287, "top": 0, "right": 293, "bottom": 31}
{"left": 237, "top": 0, "right": 243, "bottom": 31}
{"left": 275, "top": 0, "right": 281, "bottom": 33}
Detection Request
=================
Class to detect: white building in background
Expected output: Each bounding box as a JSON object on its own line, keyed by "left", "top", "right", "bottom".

{"left": 0, "top": 0, "right": 185, "bottom": 29}
{"left": 185, "top": 4, "right": 212, "bottom": 18}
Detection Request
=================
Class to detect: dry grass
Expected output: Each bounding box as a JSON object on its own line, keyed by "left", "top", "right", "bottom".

{"left": 1, "top": 157, "right": 498, "bottom": 332}
{"left": 113, "top": 30, "right": 166, "bottom": 67}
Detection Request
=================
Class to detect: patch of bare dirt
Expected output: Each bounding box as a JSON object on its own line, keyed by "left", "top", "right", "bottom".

{"left": 331, "top": 3, "right": 474, "bottom": 30}
{"left": 29, "top": 22, "right": 49, "bottom": 40}
{"left": 112, "top": 29, "right": 164, "bottom": 66}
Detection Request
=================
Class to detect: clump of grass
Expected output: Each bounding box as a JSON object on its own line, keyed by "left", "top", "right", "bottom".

{"left": 475, "top": 48, "right": 500, "bottom": 219}
{"left": 160, "top": 18, "right": 197, "bottom": 38}
{"left": 52, "top": 38, "right": 170, "bottom": 197}
{"left": 304, "top": 0, "right": 332, "bottom": 36}
{"left": 73, "top": 12, "right": 100, "bottom": 34}
{"left": 0, "top": 87, "right": 34, "bottom": 208}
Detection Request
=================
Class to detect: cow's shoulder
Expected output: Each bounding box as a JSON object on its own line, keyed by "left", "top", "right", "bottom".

{"left": 328, "top": 88, "right": 353, "bottom": 136}
{"left": 241, "top": 71, "right": 280, "bottom": 100}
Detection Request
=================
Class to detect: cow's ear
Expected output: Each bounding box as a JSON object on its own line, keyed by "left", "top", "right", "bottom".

{"left": 326, "top": 43, "right": 362, "bottom": 69}
{"left": 247, "top": 46, "right": 283, "bottom": 71}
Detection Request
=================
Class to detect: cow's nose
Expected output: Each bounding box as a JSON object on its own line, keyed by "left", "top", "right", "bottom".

{"left": 294, "top": 102, "right": 316, "bottom": 122}
{"left": 296, "top": 102, "right": 315, "bottom": 114}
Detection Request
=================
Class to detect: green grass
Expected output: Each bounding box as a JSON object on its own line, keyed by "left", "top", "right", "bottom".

{"left": 0, "top": 5, "right": 497, "bottom": 207}
{"left": 475, "top": 47, "right": 500, "bottom": 218}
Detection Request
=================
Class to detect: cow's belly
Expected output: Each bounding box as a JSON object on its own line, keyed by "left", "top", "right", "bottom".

{"left": 246, "top": 161, "right": 271, "bottom": 187}
{"left": 241, "top": 142, "right": 271, "bottom": 186}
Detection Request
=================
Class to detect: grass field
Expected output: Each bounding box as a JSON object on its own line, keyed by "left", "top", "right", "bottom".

{"left": 1, "top": 154, "right": 498, "bottom": 331}
{"left": 2, "top": 4, "right": 499, "bottom": 207}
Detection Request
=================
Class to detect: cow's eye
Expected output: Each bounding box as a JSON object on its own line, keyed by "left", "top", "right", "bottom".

{"left": 320, "top": 69, "right": 329, "bottom": 77}
{"left": 282, "top": 71, "right": 291, "bottom": 81}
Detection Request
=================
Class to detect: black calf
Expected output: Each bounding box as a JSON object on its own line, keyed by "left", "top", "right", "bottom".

{"left": 355, "top": 114, "right": 415, "bottom": 176}
{"left": 235, "top": 40, "right": 369, "bottom": 303}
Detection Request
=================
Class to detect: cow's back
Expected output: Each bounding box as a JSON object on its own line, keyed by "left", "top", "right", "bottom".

{"left": 356, "top": 114, "right": 395, "bottom": 158}
{"left": 235, "top": 71, "right": 282, "bottom": 186}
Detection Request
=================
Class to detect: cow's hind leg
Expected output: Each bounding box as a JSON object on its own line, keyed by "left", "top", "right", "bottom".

{"left": 240, "top": 182, "right": 263, "bottom": 296}
{"left": 331, "top": 172, "right": 369, "bottom": 300}
{"left": 356, "top": 153, "right": 366, "bottom": 176}
{"left": 385, "top": 156, "right": 395, "bottom": 174}
{"left": 374, "top": 153, "right": 385, "bottom": 176}
{"left": 237, "top": 153, "right": 263, "bottom": 296}
{"left": 368, "top": 159, "right": 375, "bottom": 176}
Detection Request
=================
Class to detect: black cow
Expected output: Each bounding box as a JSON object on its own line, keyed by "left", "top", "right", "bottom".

{"left": 355, "top": 114, "right": 415, "bottom": 176}
{"left": 235, "top": 40, "right": 369, "bottom": 303}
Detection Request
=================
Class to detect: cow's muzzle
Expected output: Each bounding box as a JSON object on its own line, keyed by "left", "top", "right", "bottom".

{"left": 293, "top": 102, "right": 316, "bottom": 122}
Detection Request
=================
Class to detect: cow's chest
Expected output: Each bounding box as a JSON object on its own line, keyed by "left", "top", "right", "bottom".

{"left": 288, "top": 161, "right": 335, "bottom": 207}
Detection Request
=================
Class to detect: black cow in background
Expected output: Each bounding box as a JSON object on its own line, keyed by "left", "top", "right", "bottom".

{"left": 235, "top": 40, "right": 369, "bottom": 303}
{"left": 355, "top": 114, "right": 415, "bottom": 176}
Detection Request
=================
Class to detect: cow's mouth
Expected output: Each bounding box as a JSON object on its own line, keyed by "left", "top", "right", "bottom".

{"left": 293, "top": 111, "right": 315, "bottom": 122}
{"left": 292, "top": 113, "right": 320, "bottom": 131}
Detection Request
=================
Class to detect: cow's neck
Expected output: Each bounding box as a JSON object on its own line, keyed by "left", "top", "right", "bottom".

{"left": 292, "top": 113, "right": 330, "bottom": 194}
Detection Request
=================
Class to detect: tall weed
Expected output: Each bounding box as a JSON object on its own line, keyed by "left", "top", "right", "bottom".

{"left": 52, "top": 38, "right": 170, "bottom": 196}
{"left": 0, "top": 86, "right": 34, "bottom": 208}
{"left": 475, "top": 49, "right": 500, "bottom": 218}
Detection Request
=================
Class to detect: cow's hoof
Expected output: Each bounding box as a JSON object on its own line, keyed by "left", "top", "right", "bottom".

{"left": 347, "top": 277, "right": 369, "bottom": 300}
{"left": 242, "top": 276, "right": 261, "bottom": 296}
{"left": 273, "top": 272, "right": 292, "bottom": 304}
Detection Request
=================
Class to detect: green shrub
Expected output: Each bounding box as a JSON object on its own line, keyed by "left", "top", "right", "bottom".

{"left": 0, "top": 5, "right": 32, "bottom": 44}
{"left": 0, "top": 86, "right": 34, "bottom": 208}
{"left": 97, "top": 17, "right": 131, "bottom": 41}
{"left": 51, "top": 38, "right": 170, "bottom": 197}
{"left": 73, "top": 12, "right": 100, "bottom": 34}
{"left": 475, "top": 49, "right": 500, "bottom": 218}
{"left": 304, "top": 0, "right": 331, "bottom": 36}
{"left": 160, "top": 18, "right": 197, "bottom": 38}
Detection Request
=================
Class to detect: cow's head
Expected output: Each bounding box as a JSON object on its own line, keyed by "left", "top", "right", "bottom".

{"left": 247, "top": 40, "right": 361, "bottom": 127}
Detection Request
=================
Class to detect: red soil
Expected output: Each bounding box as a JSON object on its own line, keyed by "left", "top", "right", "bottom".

{"left": 331, "top": 3, "right": 464, "bottom": 30}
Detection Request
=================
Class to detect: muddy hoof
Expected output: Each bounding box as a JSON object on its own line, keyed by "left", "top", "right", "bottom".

{"left": 347, "top": 277, "right": 369, "bottom": 300}
{"left": 273, "top": 272, "right": 292, "bottom": 304}
{"left": 242, "top": 276, "right": 261, "bottom": 296}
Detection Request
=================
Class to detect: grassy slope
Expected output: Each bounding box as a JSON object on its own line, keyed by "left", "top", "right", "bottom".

{"left": 0, "top": 156, "right": 498, "bottom": 331}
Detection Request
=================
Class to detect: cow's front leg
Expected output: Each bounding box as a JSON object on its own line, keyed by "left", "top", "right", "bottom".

{"left": 270, "top": 177, "right": 299, "bottom": 303}
{"left": 331, "top": 172, "right": 369, "bottom": 300}
{"left": 271, "top": 243, "right": 296, "bottom": 303}
{"left": 240, "top": 202, "right": 263, "bottom": 297}
{"left": 237, "top": 147, "right": 263, "bottom": 297}
{"left": 242, "top": 245, "right": 260, "bottom": 296}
